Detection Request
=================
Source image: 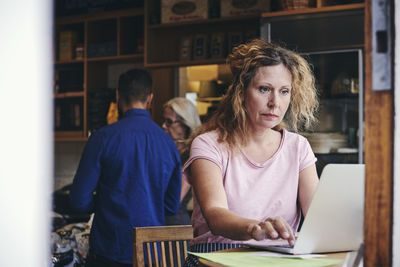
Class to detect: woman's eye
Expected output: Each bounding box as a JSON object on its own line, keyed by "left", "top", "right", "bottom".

{"left": 259, "top": 86, "right": 271, "bottom": 93}
{"left": 281, "top": 89, "right": 290, "bottom": 95}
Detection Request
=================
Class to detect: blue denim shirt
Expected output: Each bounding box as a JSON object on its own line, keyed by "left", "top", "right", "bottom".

{"left": 70, "top": 108, "right": 181, "bottom": 264}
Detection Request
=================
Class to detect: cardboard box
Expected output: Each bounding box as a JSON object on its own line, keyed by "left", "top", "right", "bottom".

{"left": 221, "top": 0, "right": 270, "bottom": 17}
{"left": 162, "top": 0, "right": 207, "bottom": 24}
{"left": 59, "top": 31, "right": 78, "bottom": 61}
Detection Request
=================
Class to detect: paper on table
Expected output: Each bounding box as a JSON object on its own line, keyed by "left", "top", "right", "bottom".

{"left": 249, "top": 251, "right": 326, "bottom": 259}
{"left": 190, "top": 252, "right": 341, "bottom": 267}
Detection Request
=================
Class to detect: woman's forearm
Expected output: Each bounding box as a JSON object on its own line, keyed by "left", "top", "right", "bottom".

{"left": 203, "top": 206, "right": 260, "bottom": 240}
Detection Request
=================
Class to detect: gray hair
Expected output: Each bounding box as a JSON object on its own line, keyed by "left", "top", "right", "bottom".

{"left": 164, "top": 97, "right": 201, "bottom": 133}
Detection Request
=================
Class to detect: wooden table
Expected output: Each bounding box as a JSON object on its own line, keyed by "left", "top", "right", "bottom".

{"left": 198, "top": 247, "right": 349, "bottom": 267}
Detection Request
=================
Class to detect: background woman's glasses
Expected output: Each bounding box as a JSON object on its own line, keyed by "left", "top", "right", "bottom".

{"left": 163, "top": 118, "right": 179, "bottom": 126}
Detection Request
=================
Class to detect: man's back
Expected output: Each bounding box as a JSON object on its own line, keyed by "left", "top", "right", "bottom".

{"left": 70, "top": 108, "right": 181, "bottom": 264}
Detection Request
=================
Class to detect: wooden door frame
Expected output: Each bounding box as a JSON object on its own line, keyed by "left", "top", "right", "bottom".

{"left": 364, "top": 1, "right": 394, "bottom": 266}
{"left": 393, "top": 2, "right": 400, "bottom": 266}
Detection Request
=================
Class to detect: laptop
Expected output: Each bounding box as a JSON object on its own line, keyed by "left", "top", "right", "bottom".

{"left": 246, "top": 163, "right": 365, "bottom": 255}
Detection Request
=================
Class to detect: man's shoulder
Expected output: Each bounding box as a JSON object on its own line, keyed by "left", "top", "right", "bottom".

{"left": 97, "top": 116, "right": 160, "bottom": 134}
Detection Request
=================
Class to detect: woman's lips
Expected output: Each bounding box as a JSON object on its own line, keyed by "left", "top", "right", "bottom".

{"left": 262, "top": 113, "right": 278, "bottom": 119}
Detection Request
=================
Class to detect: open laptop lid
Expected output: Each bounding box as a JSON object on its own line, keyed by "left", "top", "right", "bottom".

{"left": 246, "top": 163, "right": 365, "bottom": 254}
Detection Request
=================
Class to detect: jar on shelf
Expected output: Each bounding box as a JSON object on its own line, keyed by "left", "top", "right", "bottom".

{"left": 75, "top": 43, "right": 84, "bottom": 60}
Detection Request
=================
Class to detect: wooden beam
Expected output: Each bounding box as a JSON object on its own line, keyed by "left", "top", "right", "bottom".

{"left": 150, "top": 68, "right": 175, "bottom": 126}
{"left": 363, "top": 1, "right": 393, "bottom": 266}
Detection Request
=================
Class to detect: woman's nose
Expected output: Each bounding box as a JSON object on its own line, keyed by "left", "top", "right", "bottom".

{"left": 267, "top": 92, "right": 278, "bottom": 108}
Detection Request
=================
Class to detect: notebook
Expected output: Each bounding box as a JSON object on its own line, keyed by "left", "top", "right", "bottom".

{"left": 246, "top": 163, "right": 365, "bottom": 255}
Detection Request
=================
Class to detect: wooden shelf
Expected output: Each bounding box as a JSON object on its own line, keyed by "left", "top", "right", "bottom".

{"left": 54, "top": 131, "right": 87, "bottom": 142}
{"left": 145, "top": 10, "right": 260, "bottom": 68}
{"left": 54, "top": 8, "right": 145, "bottom": 141}
{"left": 145, "top": 3, "right": 364, "bottom": 68}
{"left": 56, "top": 8, "right": 144, "bottom": 24}
{"left": 262, "top": 3, "right": 365, "bottom": 18}
{"left": 145, "top": 58, "right": 226, "bottom": 68}
{"left": 54, "top": 91, "right": 85, "bottom": 98}
{"left": 147, "top": 14, "right": 260, "bottom": 29}
{"left": 86, "top": 53, "right": 144, "bottom": 62}
{"left": 55, "top": 59, "right": 84, "bottom": 64}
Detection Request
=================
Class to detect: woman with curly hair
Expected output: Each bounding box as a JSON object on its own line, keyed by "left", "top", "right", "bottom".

{"left": 183, "top": 39, "right": 319, "bottom": 266}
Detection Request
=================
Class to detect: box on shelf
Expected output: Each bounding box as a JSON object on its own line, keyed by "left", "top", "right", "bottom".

{"left": 59, "top": 31, "right": 78, "bottom": 61}
{"left": 162, "top": 0, "right": 208, "bottom": 24}
{"left": 87, "top": 42, "right": 117, "bottom": 58}
{"left": 54, "top": 97, "right": 83, "bottom": 131}
{"left": 193, "top": 34, "right": 209, "bottom": 60}
{"left": 210, "top": 32, "right": 225, "bottom": 58}
{"left": 221, "top": 0, "right": 270, "bottom": 17}
{"left": 179, "top": 36, "right": 193, "bottom": 61}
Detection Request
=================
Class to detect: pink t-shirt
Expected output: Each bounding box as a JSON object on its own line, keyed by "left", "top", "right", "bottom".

{"left": 182, "top": 129, "right": 316, "bottom": 245}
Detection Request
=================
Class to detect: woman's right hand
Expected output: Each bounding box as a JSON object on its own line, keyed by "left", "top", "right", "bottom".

{"left": 247, "top": 216, "right": 295, "bottom": 246}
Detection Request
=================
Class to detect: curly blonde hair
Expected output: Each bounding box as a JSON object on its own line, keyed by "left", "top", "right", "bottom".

{"left": 191, "top": 39, "right": 318, "bottom": 148}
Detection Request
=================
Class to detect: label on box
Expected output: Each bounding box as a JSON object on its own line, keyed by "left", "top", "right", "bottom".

{"left": 221, "top": 0, "right": 270, "bottom": 17}
{"left": 162, "top": 0, "right": 208, "bottom": 23}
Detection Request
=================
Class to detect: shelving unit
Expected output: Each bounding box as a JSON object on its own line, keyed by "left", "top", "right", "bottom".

{"left": 259, "top": 2, "right": 365, "bottom": 172}
{"left": 261, "top": 3, "right": 365, "bottom": 52}
{"left": 144, "top": 1, "right": 261, "bottom": 68}
{"left": 54, "top": 1, "right": 365, "bottom": 141}
{"left": 54, "top": 8, "right": 144, "bottom": 141}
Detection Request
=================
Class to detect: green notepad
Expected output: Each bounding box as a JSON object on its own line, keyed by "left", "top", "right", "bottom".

{"left": 189, "top": 252, "right": 341, "bottom": 267}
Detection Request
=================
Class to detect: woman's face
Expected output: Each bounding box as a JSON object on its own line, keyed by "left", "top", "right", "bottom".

{"left": 162, "top": 106, "right": 187, "bottom": 145}
{"left": 244, "top": 64, "right": 292, "bottom": 131}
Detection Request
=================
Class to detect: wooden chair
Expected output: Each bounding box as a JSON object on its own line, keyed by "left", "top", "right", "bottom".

{"left": 133, "top": 225, "right": 193, "bottom": 267}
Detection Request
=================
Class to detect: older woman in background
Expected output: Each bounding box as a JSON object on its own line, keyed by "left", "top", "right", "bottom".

{"left": 163, "top": 97, "right": 202, "bottom": 225}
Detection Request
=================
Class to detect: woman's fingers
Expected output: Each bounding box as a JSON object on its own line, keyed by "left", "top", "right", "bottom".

{"left": 247, "top": 223, "right": 264, "bottom": 240}
{"left": 258, "top": 220, "right": 279, "bottom": 239}
{"left": 263, "top": 217, "right": 295, "bottom": 245}
{"left": 248, "top": 217, "right": 295, "bottom": 245}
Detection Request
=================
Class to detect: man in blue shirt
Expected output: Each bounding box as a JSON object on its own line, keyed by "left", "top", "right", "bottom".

{"left": 70, "top": 69, "right": 181, "bottom": 267}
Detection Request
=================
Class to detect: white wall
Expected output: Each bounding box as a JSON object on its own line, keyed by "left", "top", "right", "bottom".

{"left": 0, "top": 1, "right": 52, "bottom": 266}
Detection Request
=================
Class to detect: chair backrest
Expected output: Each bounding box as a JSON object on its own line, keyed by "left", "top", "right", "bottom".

{"left": 133, "top": 225, "right": 193, "bottom": 267}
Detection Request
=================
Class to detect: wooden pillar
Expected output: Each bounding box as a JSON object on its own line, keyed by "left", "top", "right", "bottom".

{"left": 363, "top": 1, "right": 393, "bottom": 266}
{"left": 150, "top": 68, "right": 175, "bottom": 126}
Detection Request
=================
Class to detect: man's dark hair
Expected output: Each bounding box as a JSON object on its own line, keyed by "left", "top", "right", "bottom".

{"left": 118, "top": 69, "right": 152, "bottom": 104}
